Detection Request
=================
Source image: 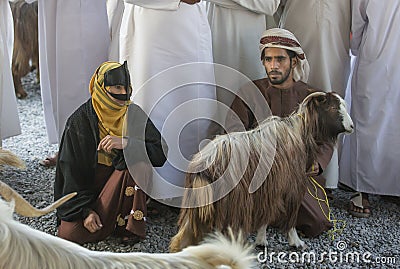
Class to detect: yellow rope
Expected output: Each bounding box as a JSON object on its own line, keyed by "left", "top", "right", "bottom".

{"left": 307, "top": 176, "right": 346, "bottom": 240}
{"left": 298, "top": 113, "right": 345, "bottom": 240}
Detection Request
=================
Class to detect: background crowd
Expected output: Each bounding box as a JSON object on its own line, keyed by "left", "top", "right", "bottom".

{"left": 1, "top": 0, "right": 399, "bottom": 246}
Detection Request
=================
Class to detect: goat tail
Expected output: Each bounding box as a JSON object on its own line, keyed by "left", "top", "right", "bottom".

{"left": 0, "top": 180, "right": 76, "bottom": 217}
{"left": 191, "top": 174, "right": 214, "bottom": 222}
{"left": 170, "top": 174, "right": 215, "bottom": 252}
{"left": 186, "top": 174, "right": 215, "bottom": 238}
{"left": 0, "top": 148, "right": 25, "bottom": 170}
{"left": 182, "top": 228, "right": 256, "bottom": 269}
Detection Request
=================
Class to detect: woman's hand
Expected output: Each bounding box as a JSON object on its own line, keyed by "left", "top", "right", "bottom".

{"left": 180, "top": 0, "right": 200, "bottom": 5}
{"left": 97, "top": 135, "right": 126, "bottom": 153}
{"left": 83, "top": 210, "right": 103, "bottom": 233}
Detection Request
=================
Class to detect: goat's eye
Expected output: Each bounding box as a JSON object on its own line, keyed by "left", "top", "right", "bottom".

{"left": 328, "top": 105, "right": 337, "bottom": 112}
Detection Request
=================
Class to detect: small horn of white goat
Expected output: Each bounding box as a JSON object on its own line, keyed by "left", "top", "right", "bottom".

{"left": 0, "top": 197, "right": 254, "bottom": 269}
{"left": 0, "top": 148, "right": 77, "bottom": 217}
{"left": 0, "top": 180, "right": 77, "bottom": 217}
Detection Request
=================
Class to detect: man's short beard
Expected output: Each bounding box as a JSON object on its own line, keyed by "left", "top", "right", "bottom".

{"left": 267, "top": 60, "right": 292, "bottom": 85}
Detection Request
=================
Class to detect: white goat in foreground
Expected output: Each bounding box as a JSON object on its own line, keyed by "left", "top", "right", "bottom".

{"left": 0, "top": 148, "right": 255, "bottom": 269}
{"left": 0, "top": 201, "right": 253, "bottom": 269}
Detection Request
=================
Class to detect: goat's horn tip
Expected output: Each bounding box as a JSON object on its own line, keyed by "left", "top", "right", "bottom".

{"left": 66, "top": 192, "right": 78, "bottom": 199}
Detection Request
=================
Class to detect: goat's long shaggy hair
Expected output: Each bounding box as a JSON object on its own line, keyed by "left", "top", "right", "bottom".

{"left": 0, "top": 199, "right": 254, "bottom": 269}
{"left": 170, "top": 92, "right": 353, "bottom": 251}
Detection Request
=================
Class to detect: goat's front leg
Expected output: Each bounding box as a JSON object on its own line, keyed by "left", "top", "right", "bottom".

{"left": 255, "top": 224, "right": 268, "bottom": 246}
{"left": 287, "top": 228, "right": 307, "bottom": 250}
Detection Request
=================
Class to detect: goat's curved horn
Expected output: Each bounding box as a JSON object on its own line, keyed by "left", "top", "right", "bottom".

{"left": 0, "top": 148, "right": 25, "bottom": 169}
{"left": 0, "top": 180, "right": 77, "bottom": 217}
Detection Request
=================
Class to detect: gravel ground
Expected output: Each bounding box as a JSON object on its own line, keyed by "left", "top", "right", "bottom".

{"left": 1, "top": 71, "right": 399, "bottom": 269}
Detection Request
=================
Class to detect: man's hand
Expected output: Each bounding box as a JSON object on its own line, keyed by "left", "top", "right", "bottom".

{"left": 97, "top": 135, "right": 126, "bottom": 153}
{"left": 180, "top": 0, "right": 200, "bottom": 5}
{"left": 83, "top": 210, "right": 103, "bottom": 233}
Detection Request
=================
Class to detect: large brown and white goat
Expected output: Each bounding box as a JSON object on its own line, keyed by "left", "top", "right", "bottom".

{"left": 170, "top": 92, "right": 354, "bottom": 252}
{"left": 0, "top": 155, "right": 254, "bottom": 268}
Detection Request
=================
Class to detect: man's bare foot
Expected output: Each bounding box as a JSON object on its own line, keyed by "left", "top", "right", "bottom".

{"left": 39, "top": 152, "right": 58, "bottom": 167}
{"left": 349, "top": 192, "right": 371, "bottom": 218}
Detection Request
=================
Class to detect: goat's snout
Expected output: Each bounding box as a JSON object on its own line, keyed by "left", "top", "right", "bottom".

{"left": 344, "top": 121, "right": 353, "bottom": 133}
{"left": 347, "top": 116, "right": 354, "bottom": 132}
{"left": 345, "top": 123, "right": 354, "bottom": 134}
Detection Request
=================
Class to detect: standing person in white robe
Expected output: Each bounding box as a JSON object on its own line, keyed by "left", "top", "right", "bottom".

{"left": 106, "top": 0, "right": 124, "bottom": 61}
{"left": 340, "top": 0, "right": 400, "bottom": 218}
{"left": 34, "top": 0, "right": 110, "bottom": 166}
{"left": 278, "top": 0, "right": 351, "bottom": 190}
{"left": 120, "top": 0, "right": 216, "bottom": 203}
{"left": 205, "top": 0, "right": 280, "bottom": 128}
{"left": 0, "top": 0, "right": 21, "bottom": 144}
{"left": 206, "top": 0, "right": 280, "bottom": 81}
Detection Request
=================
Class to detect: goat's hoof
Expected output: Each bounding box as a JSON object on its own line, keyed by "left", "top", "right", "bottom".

{"left": 16, "top": 90, "right": 27, "bottom": 99}
{"left": 255, "top": 238, "right": 267, "bottom": 247}
{"left": 255, "top": 242, "right": 267, "bottom": 248}
{"left": 289, "top": 240, "right": 306, "bottom": 250}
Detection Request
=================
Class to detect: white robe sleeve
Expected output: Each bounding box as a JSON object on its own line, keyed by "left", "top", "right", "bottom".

{"left": 123, "top": 0, "right": 180, "bottom": 10}
{"left": 351, "top": 0, "right": 368, "bottom": 56}
{"left": 9, "top": 0, "right": 37, "bottom": 2}
{"left": 207, "top": 0, "right": 280, "bottom": 15}
{"left": 205, "top": 0, "right": 243, "bottom": 9}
